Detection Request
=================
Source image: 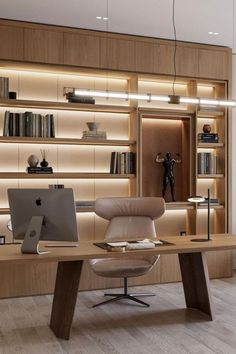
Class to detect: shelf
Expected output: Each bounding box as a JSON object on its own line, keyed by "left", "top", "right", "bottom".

{"left": 165, "top": 202, "right": 194, "bottom": 210}
{"left": 0, "top": 99, "right": 134, "bottom": 114}
{"left": 197, "top": 111, "right": 224, "bottom": 118}
{"left": 198, "top": 205, "right": 224, "bottom": 209}
{"left": 197, "top": 174, "right": 224, "bottom": 179}
{"left": 0, "top": 172, "right": 135, "bottom": 179}
{"left": 0, "top": 136, "right": 135, "bottom": 146}
{"left": 139, "top": 107, "right": 195, "bottom": 116}
{"left": 197, "top": 142, "right": 224, "bottom": 148}
{"left": 0, "top": 206, "right": 95, "bottom": 215}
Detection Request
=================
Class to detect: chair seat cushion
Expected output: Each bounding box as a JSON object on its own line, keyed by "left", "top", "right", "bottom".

{"left": 90, "top": 256, "right": 159, "bottom": 278}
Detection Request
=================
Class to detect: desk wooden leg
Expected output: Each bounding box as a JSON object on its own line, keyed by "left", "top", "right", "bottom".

{"left": 178, "top": 252, "right": 214, "bottom": 320}
{"left": 50, "top": 260, "right": 83, "bottom": 339}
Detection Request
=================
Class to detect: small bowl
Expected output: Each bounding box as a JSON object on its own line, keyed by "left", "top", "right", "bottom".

{"left": 86, "top": 122, "right": 100, "bottom": 131}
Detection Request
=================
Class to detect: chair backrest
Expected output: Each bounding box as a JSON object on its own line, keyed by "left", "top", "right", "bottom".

{"left": 95, "top": 197, "right": 165, "bottom": 241}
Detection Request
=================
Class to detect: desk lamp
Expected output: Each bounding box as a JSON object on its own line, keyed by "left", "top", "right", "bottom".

{"left": 188, "top": 188, "right": 211, "bottom": 242}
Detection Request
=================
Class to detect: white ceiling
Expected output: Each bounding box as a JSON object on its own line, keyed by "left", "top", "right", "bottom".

{"left": 0, "top": 0, "right": 235, "bottom": 48}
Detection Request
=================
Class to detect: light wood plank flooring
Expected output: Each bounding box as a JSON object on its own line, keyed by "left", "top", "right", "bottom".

{"left": 1, "top": 276, "right": 236, "bottom": 354}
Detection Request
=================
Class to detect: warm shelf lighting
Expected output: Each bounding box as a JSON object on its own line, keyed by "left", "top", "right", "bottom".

{"left": 72, "top": 89, "right": 236, "bottom": 107}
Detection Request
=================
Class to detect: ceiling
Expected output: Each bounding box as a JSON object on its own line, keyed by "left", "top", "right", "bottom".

{"left": 0, "top": 0, "right": 235, "bottom": 49}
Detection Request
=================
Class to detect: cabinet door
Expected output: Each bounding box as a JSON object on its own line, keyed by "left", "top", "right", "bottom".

{"left": 0, "top": 25, "right": 24, "bottom": 60}
{"left": 135, "top": 41, "right": 155, "bottom": 73}
{"left": 156, "top": 44, "right": 198, "bottom": 77}
{"left": 198, "top": 49, "right": 229, "bottom": 80}
{"left": 100, "top": 37, "right": 135, "bottom": 71}
{"left": 24, "top": 28, "right": 63, "bottom": 64}
{"left": 64, "top": 33, "right": 100, "bottom": 68}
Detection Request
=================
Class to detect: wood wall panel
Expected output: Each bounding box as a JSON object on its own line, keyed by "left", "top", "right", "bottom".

{"left": 176, "top": 46, "right": 198, "bottom": 77}
{"left": 100, "top": 38, "right": 135, "bottom": 71}
{"left": 0, "top": 25, "right": 24, "bottom": 60}
{"left": 24, "top": 29, "right": 63, "bottom": 64}
{"left": 63, "top": 33, "right": 100, "bottom": 67}
{"left": 156, "top": 44, "right": 198, "bottom": 77}
{"left": 135, "top": 41, "right": 155, "bottom": 73}
{"left": 198, "top": 49, "right": 229, "bottom": 80}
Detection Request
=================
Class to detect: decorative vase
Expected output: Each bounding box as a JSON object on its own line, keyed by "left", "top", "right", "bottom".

{"left": 27, "top": 154, "right": 39, "bottom": 167}
{"left": 40, "top": 158, "right": 49, "bottom": 167}
{"left": 203, "top": 124, "right": 211, "bottom": 133}
{"left": 86, "top": 122, "right": 100, "bottom": 132}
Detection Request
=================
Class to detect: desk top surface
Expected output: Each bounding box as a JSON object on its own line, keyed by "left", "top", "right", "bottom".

{"left": 0, "top": 234, "right": 235, "bottom": 265}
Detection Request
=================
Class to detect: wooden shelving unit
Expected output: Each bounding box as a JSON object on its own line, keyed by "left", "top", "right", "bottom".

{"left": 197, "top": 174, "right": 224, "bottom": 179}
{"left": 0, "top": 99, "right": 135, "bottom": 114}
{"left": 0, "top": 136, "right": 135, "bottom": 146}
{"left": 0, "top": 172, "right": 135, "bottom": 179}
{"left": 197, "top": 142, "right": 224, "bottom": 148}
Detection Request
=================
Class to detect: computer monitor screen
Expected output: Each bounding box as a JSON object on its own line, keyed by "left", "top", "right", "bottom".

{"left": 8, "top": 188, "right": 78, "bottom": 242}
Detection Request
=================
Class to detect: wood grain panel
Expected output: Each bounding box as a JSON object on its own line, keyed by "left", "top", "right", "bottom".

{"left": 64, "top": 33, "right": 100, "bottom": 67}
{"left": 0, "top": 25, "right": 24, "bottom": 60}
{"left": 156, "top": 44, "right": 198, "bottom": 77}
{"left": 135, "top": 41, "right": 155, "bottom": 73}
{"left": 100, "top": 38, "right": 135, "bottom": 71}
{"left": 0, "top": 263, "right": 57, "bottom": 298}
{"left": 24, "top": 28, "right": 63, "bottom": 64}
{"left": 198, "top": 49, "right": 229, "bottom": 80}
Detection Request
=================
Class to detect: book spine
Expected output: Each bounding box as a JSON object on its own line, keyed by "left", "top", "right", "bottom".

{"left": 3, "top": 111, "right": 10, "bottom": 136}
{"left": 8, "top": 113, "right": 14, "bottom": 136}
{"left": 19, "top": 113, "right": 26, "bottom": 137}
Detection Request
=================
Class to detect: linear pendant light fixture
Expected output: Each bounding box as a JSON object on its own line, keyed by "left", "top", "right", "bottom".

{"left": 71, "top": 0, "right": 236, "bottom": 108}
{"left": 73, "top": 89, "right": 236, "bottom": 107}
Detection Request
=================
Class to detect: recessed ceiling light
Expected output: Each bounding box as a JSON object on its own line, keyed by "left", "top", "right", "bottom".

{"left": 103, "top": 17, "right": 109, "bottom": 20}
{"left": 208, "top": 31, "right": 219, "bottom": 35}
{"left": 96, "top": 16, "right": 102, "bottom": 20}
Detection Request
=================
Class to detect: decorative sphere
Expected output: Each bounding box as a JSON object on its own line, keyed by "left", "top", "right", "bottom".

{"left": 203, "top": 124, "right": 211, "bottom": 133}
{"left": 27, "top": 154, "right": 39, "bottom": 167}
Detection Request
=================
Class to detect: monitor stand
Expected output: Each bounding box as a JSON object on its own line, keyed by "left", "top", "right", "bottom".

{"left": 21, "top": 215, "right": 50, "bottom": 254}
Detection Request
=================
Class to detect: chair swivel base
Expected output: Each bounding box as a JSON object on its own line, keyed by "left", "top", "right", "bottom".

{"left": 92, "top": 277, "right": 154, "bottom": 308}
{"left": 92, "top": 293, "right": 150, "bottom": 308}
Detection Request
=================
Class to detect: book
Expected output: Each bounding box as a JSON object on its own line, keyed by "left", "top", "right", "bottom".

{"left": 27, "top": 166, "right": 53, "bottom": 174}
{"left": 198, "top": 133, "right": 219, "bottom": 143}
{"left": 110, "top": 151, "right": 136, "bottom": 174}
{"left": 197, "top": 152, "right": 217, "bottom": 174}
{"left": 3, "top": 111, "right": 10, "bottom": 136}
{"left": 66, "top": 93, "right": 95, "bottom": 104}
{"left": 0, "top": 77, "right": 9, "bottom": 99}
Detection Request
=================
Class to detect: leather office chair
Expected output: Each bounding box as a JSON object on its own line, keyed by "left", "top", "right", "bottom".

{"left": 90, "top": 197, "right": 165, "bottom": 308}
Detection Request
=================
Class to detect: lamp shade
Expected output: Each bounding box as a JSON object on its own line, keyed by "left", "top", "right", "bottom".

{"left": 188, "top": 196, "right": 205, "bottom": 203}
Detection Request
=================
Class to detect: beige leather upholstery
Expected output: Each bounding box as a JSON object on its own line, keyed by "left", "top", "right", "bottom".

{"left": 90, "top": 197, "right": 165, "bottom": 278}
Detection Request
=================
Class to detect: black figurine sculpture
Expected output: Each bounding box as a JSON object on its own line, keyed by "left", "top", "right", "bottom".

{"left": 155, "top": 152, "right": 181, "bottom": 202}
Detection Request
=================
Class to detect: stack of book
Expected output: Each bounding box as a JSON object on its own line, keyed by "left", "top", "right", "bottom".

{"left": 82, "top": 130, "right": 107, "bottom": 140}
{"left": 66, "top": 92, "right": 95, "bottom": 104}
{"left": 0, "top": 77, "right": 9, "bottom": 99}
{"left": 110, "top": 151, "right": 136, "bottom": 174}
{"left": 3, "top": 111, "right": 55, "bottom": 138}
{"left": 27, "top": 166, "right": 53, "bottom": 174}
{"left": 197, "top": 152, "right": 217, "bottom": 174}
{"left": 199, "top": 198, "right": 220, "bottom": 206}
{"left": 198, "top": 132, "right": 219, "bottom": 143}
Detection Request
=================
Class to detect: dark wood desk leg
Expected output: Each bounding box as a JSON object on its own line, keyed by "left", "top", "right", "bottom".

{"left": 178, "top": 252, "right": 214, "bottom": 320}
{"left": 50, "top": 260, "right": 83, "bottom": 339}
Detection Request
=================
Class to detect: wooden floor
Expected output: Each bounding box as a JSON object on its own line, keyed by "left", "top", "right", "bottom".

{"left": 1, "top": 276, "right": 236, "bottom": 354}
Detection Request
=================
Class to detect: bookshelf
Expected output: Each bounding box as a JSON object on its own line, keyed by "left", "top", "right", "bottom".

{"left": 0, "top": 56, "right": 231, "bottom": 296}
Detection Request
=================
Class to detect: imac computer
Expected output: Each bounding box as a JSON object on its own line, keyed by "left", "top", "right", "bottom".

{"left": 8, "top": 188, "right": 79, "bottom": 254}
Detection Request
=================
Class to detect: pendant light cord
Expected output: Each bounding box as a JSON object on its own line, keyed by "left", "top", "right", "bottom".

{"left": 172, "top": 0, "right": 177, "bottom": 96}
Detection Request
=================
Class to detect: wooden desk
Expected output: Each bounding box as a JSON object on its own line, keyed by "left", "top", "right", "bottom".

{"left": 1, "top": 234, "right": 236, "bottom": 340}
